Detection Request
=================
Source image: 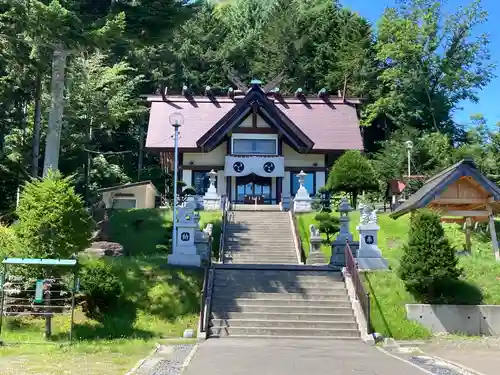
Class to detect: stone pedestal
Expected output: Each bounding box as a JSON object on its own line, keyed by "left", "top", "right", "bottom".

{"left": 280, "top": 194, "right": 291, "bottom": 211}
{"left": 195, "top": 224, "right": 213, "bottom": 262}
{"left": 293, "top": 171, "right": 312, "bottom": 213}
{"left": 330, "top": 198, "right": 358, "bottom": 268}
{"left": 356, "top": 205, "right": 388, "bottom": 270}
{"left": 203, "top": 170, "right": 221, "bottom": 211}
{"left": 307, "top": 224, "right": 325, "bottom": 265}
{"left": 168, "top": 203, "right": 201, "bottom": 267}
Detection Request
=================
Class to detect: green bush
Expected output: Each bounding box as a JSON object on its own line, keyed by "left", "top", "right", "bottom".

{"left": 398, "top": 210, "right": 462, "bottom": 303}
{"left": 326, "top": 150, "right": 379, "bottom": 208}
{"left": 79, "top": 257, "right": 123, "bottom": 320}
{"left": 0, "top": 224, "right": 19, "bottom": 259}
{"left": 314, "top": 212, "right": 340, "bottom": 242}
{"left": 15, "top": 172, "right": 93, "bottom": 259}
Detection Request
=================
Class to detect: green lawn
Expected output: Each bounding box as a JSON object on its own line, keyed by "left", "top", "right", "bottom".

{"left": 297, "top": 211, "right": 500, "bottom": 340}
{"left": 108, "top": 208, "right": 222, "bottom": 257}
{"left": 0, "top": 208, "right": 222, "bottom": 374}
{"left": 0, "top": 257, "right": 203, "bottom": 374}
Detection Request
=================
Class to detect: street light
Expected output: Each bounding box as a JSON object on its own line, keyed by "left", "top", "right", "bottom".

{"left": 405, "top": 140, "right": 413, "bottom": 179}
{"left": 170, "top": 112, "right": 184, "bottom": 256}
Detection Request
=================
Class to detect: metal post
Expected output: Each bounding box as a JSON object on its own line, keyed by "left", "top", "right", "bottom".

{"left": 0, "top": 264, "right": 6, "bottom": 338}
{"left": 69, "top": 266, "right": 78, "bottom": 343}
{"left": 172, "top": 124, "right": 180, "bottom": 255}
{"left": 407, "top": 148, "right": 411, "bottom": 179}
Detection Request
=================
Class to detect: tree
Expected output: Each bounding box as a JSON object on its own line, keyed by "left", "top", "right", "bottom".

{"left": 326, "top": 150, "right": 378, "bottom": 208}
{"left": 15, "top": 171, "right": 93, "bottom": 259}
{"left": 398, "top": 209, "right": 462, "bottom": 303}
{"left": 363, "top": 0, "right": 494, "bottom": 138}
{"left": 314, "top": 212, "right": 340, "bottom": 242}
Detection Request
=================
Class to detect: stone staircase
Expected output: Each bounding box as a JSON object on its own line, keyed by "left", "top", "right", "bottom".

{"left": 209, "top": 268, "right": 360, "bottom": 339}
{"left": 223, "top": 210, "right": 298, "bottom": 264}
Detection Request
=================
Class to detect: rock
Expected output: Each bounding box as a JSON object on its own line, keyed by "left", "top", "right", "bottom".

{"left": 383, "top": 337, "right": 400, "bottom": 350}
{"left": 84, "top": 241, "right": 124, "bottom": 257}
{"left": 183, "top": 329, "right": 195, "bottom": 338}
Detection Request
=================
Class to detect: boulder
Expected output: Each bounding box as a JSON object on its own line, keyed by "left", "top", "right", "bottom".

{"left": 84, "top": 241, "right": 124, "bottom": 257}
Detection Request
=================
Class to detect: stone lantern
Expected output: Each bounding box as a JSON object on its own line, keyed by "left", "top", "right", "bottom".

{"left": 293, "top": 170, "right": 312, "bottom": 212}
{"left": 203, "top": 169, "right": 220, "bottom": 211}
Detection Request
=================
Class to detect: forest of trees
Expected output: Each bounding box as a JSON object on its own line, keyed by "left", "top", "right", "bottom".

{"left": 0, "top": 0, "right": 498, "bottom": 215}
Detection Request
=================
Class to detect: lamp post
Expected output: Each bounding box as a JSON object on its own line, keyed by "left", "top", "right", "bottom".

{"left": 170, "top": 112, "right": 184, "bottom": 256}
{"left": 405, "top": 140, "right": 413, "bottom": 179}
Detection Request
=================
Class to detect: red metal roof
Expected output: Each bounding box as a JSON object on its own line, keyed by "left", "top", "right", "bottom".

{"left": 145, "top": 95, "right": 363, "bottom": 151}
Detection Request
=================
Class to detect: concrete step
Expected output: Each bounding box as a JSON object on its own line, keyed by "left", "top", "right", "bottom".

{"left": 226, "top": 235, "right": 293, "bottom": 240}
{"left": 224, "top": 249, "right": 296, "bottom": 254}
{"left": 211, "top": 304, "right": 354, "bottom": 314}
{"left": 226, "top": 259, "right": 299, "bottom": 264}
{"left": 211, "top": 319, "right": 358, "bottom": 330}
{"left": 211, "top": 312, "right": 356, "bottom": 322}
{"left": 225, "top": 260, "right": 299, "bottom": 265}
{"left": 212, "top": 286, "right": 347, "bottom": 295}
{"left": 225, "top": 254, "right": 297, "bottom": 261}
{"left": 214, "top": 273, "right": 343, "bottom": 283}
{"left": 209, "top": 326, "right": 360, "bottom": 338}
{"left": 212, "top": 292, "right": 348, "bottom": 301}
{"left": 212, "top": 282, "right": 346, "bottom": 291}
{"left": 212, "top": 298, "right": 351, "bottom": 307}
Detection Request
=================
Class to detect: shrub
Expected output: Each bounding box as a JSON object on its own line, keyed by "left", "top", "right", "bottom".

{"left": 326, "top": 150, "right": 379, "bottom": 208}
{"left": 0, "top": 224, "right": 19, "bottom": 259}
{"left": 398, "top": 210, "right": 462, "bottom": 303}
{"left": 15, "top": 171, "right": 93, "bottom": 259}
{"left": 314, "top": 212, "right": 340, "bottom": 242}
{"left": 79, "top": 257, "right": 123, "bottom": 320}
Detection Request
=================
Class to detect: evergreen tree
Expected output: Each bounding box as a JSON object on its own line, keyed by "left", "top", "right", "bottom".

{"left": 398, "top": 209, "right": 462, "bottom": 303}
{"left": 326, "top": 150, "right": 378, "bottom": 208}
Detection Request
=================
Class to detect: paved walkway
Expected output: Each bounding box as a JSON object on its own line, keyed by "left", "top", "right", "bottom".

{"left": 183, "top": 339, "right": 428, "bottom": 375}
{"left": 421, "top": 344, "right": 498, "bottom": 375}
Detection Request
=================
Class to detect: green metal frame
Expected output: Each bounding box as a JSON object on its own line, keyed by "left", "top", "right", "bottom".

{"left": 0, "top": 257, "right": 79, "bottom": 344}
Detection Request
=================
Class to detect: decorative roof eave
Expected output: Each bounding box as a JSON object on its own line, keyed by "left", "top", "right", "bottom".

{"left": 390, "top": 159, "right": 500, "bottom": 219}
{"left": 196, "top": 87, "right": 315, "bottom": 153}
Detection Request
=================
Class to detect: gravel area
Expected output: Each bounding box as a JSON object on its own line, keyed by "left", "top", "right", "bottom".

{"left": 408, "top": 356, "right": 466, "bottom": 375}
{"left": 133, "top": 344, "right": 195, "bottom": 375}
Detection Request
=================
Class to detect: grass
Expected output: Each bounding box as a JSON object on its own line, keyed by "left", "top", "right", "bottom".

{"left": 0, "top": 257, "right": 203, "bottom": 374}
{"left": 297, "top": 210, "right": 500, "bottom": 340}
{"left": 108, "top": 208, "right": 222, "bottom": 256}
{"left": 0, "top": 208, "right": 222, "bottom": 374}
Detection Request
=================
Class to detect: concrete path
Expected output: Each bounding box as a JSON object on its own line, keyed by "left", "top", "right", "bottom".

{"left": 421, "top": 345, "right": 498, "bottom": 375}
{"left": 183, "top": 339, "right": 428, "bottom": 375}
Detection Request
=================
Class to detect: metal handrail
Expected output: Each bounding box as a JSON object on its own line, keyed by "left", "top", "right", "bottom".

{"left": 218, "top": 197, "right": 230, "bottom": 263}
{"left": 345, "top": 241, "right": 372, "bottom": 334}
{"left": 199, "top": 265, "right": 210, "bottom": 333}
{"left": 203, "top": 267, "right": 215, "bottom": 335}
{"left": 290, "top": 203, "right": 307, "bottom": 264}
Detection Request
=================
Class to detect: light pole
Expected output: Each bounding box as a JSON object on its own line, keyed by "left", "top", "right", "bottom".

{"left": 170, "top": 112, "right": 184, "bottom": 256}
{"left": 405, "top": 140, "right": 413, "bottom": 179}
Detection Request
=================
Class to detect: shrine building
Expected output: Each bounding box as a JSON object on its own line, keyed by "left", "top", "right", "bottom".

{"left": 145, "top": 80, "right": 363, "bottom": 205}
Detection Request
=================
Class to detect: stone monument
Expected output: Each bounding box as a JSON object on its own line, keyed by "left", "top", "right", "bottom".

{"left": 203, "top": 170, "right": 221, "bottom": 211}
{"left": 168, "top": 198, "right": 201, "bottom": 266}
{"left": 293, "top": 170, "right": 312, "bottom": 213}
{"left": 307, "top": 224, "right": 325, "bottom": 265}
{"left": 330, "top": 198, "right": 359, "bottom": 268}
{"left": 356, "top": 204, "right": 388, "bottom": 270}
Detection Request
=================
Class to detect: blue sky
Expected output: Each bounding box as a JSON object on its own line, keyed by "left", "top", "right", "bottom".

{"left": 341, "top": 0, "right": 500, "bottom": 127}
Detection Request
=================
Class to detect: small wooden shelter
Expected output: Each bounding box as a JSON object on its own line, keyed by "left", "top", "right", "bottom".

{"left": 390, "top": 158, "right": 500, "bottom": 260}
